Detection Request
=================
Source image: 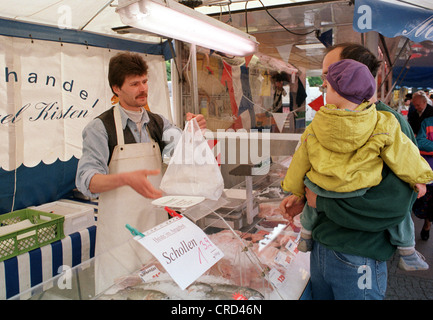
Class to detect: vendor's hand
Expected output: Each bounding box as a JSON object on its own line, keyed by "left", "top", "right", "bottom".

{"left": 125, "top": 169, "right": 163, "bottom": 199}
{"left": 305, "top": 186, "right": 317, "bottom": 208}
{"left": 279, "top": 195, "right": 305, "bottom": 221}
{"left": 186, "top": 112, "right": 207, "bottom": 129}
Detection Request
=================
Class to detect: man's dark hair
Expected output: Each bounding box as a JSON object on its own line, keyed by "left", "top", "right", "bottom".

{"left": 108, "top": 52, "right": 148, "bottom": 95}
{"left": 271, "top": 71, "right": 290, "bottom": 84}
{"left": 326, "top": 43, "right": 382, "bottom": 77}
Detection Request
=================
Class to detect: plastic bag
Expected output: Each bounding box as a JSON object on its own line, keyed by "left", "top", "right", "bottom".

{"left": 159, "top": 118, "right": 224, "bottom": 200}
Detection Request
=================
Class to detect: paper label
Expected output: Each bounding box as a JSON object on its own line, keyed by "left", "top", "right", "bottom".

{"left": 274, "top": 251, "right": 292, "bottom": 269}
{"left": 268, "top": 267, "right": 288, "bottom": 289}
{"left": 285, "top": 239, "right": 299, "bottom": 255}
{"left": 139, "top": 265, "right": 162, "bottom": 283}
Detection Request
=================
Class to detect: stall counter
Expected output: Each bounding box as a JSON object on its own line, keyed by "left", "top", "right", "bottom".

{"left": 1, "top": 225, "right": 96, "bottom": 299}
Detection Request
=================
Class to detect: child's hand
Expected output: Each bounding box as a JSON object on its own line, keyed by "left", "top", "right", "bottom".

{"left": 416, "top": 183, "right": 427, "bottom": 199}
{"left": 279, "top": 195, "right": 305, "bottom": 221}
{"left": 305, "top": 186, "right": 318, "bottom": 208}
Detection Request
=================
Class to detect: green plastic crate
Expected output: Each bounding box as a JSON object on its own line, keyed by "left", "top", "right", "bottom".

{"left": 0, "top": 209, "right": 65, "bottom": 262}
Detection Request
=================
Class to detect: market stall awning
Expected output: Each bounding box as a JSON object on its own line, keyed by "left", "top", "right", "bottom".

{"left": 393, "top": 45, "right": 433, "bottom": 89}
{"left": 353, "top": 0, "right": 433, "bottom": 88}
{"left": 353, "top": 0, "right": 433, "bottom": 43}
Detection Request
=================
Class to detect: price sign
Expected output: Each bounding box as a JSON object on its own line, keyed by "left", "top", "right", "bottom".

{"left": 136, "top": 216, "right": 224, "bottom": 290}
{"left": 139, "top": 265, "right": 162, "bottom": 283}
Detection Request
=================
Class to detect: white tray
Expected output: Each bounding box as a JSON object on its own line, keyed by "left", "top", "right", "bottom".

{"left": 151, "top": 196, "right": 205, "bottom": 209}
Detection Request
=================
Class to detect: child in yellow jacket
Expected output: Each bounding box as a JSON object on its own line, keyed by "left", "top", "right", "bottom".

{"left": 281, "top": 59, "right": 433, "bottom": 271}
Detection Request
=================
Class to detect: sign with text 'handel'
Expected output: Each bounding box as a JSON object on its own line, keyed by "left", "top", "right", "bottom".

{"left": 0, "top": 35, "right": 170, "bottom": 171}
{"left": 137, "top": 216, "right": 224, "bottom": 290}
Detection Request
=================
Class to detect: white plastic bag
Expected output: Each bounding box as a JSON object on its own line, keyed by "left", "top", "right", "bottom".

{"left": 160, "top": 118, "right": 224, "bottom": 200}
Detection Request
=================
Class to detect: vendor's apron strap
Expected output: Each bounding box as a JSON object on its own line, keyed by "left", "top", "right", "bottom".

{"left": 146, "top": 110, "right": 166, "bottom": 154}
{"left": 97, "top": 106, "right": 165, "bottom": 164}
{"left": 113, "top": 105, "right": 125, "bottom": 146}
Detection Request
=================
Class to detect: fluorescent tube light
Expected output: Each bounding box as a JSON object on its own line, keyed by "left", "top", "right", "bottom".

{"left": 116, "top": 0, "right": 259, "bottom": 57}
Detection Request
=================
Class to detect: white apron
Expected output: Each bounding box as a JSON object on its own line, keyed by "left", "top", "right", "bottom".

{"left": 94, "top": 105, "right": 168, "bottom": 294}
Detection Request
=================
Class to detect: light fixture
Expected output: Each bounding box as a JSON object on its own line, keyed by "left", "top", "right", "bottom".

{"left": 116, "top": 0, "right": 259, "bottom": 57}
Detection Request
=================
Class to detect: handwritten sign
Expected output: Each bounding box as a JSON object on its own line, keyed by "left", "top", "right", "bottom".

{"left": 136, "top": 216, "right": 224, "bottom": 290}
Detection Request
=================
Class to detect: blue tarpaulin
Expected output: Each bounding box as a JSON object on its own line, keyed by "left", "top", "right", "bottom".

{"left": 393, "top": 65, "right": 433, "bottom": 89}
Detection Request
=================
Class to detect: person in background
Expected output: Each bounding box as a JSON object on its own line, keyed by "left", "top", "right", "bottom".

{"left": 408, "top": 91, "right": 433, "bottom": 136}
{"left": 398, "top": 96, "right": 411, "bottom": 120}
{"left": 425, "top": 90, "right": 432, "bottom": 106}
{"left": 280, "top": 43, "right": 420, "bottom": 300}
{"left": 271, "top": 72, "right": 289, "bottom": 113}
{"left": 414, "top": 116, "right": 433, "bottom": 241}
{"left": 281, "top": 59, "right": 432, "bottom": 273}
{"left": 76, "top": 52, "right": 205, "bottom": 293}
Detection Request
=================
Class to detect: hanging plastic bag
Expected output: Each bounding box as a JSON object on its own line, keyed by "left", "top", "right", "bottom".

{"left": 160, "top": 118, "right": 224, "bottom": 200}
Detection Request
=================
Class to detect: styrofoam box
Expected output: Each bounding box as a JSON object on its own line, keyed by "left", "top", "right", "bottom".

{"left": 31, "top": 201, "right": 95, "bottom": 236}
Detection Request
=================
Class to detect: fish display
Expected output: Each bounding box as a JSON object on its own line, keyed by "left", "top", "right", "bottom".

{"left": 257, "top": 201, "right": 301, "bottom": 232}
{"left": 207, "top": 284, "right": 264, "bottom": 300}
{"left": 95, "top": 191, "right": 303, "bottom": 300}
{"left": 96, "top": 287, "right": 170, "bottom": 300}
{"left": 255, "top": 187, "right": 286, "bottom": 200}
{"left": 206, "top": 215, "right": 300, "bottom": 285}
{"left": 95, "top": 275, "right": 264, "bottom": 300}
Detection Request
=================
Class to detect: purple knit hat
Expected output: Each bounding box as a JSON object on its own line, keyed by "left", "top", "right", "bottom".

{"left": 326, "top": 59, "right": 376, "bottom": 104}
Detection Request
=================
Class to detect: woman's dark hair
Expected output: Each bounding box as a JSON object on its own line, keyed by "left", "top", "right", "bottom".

{"left": 326, "top": 43, "right": 382, "bottom": 77}
{"left": 108, "top": 52, "right": 148, "bottom": 95}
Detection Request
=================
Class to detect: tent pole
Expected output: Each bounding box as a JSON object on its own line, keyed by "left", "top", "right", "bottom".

{"left": 80, "top": 0, "right": 115, "bottom": 30}
{"left": 172, "top": 40, "right": 183, "bottom": 128}
{"left": 377, "top": 38, "right": 410, "bottom": 92}
{"left": 383, "top": 54, "right": 411, "bottom": 104}
{"left": 365, "top": 31, "right": 379, "bottom": 58}
{"left": 190, "top": 44, "right": 200, "bottom": 116}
